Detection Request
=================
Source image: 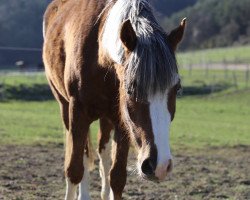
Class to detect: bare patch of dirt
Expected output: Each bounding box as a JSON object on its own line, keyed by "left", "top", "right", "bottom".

{"left": 0, "top": 144, "right": 249, "bottom": 199}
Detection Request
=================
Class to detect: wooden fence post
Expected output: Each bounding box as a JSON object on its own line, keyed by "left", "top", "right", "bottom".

{"left": 246, "top": 65, "right": 249, "bottom": 88}
{"left": 223, "top": 59, "right": 228, "bottom": 80}
{"left": 232, "top": 71, "right": 238, "bottom": 89}
{"left": 205, "top": 62, "right": 209, "bottom": 78}
{"left": 189, "top": 63, "right": 192, "bottom": 77}
{"left": 211, "top": 74, "right": 217, "bottom": 94}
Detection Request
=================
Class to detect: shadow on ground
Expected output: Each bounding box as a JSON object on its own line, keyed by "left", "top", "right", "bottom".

{"left": 0, "top": 82, "right": 233, "bottom": 101}
{"left": 0, "top": 84, "right": 54, "bottom": 101}
{"left": 183, "top": 84, "right": 231, "bottom": 96}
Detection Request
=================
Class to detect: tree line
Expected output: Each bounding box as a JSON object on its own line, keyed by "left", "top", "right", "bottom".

{"left": 0, "top": 0, "right": 249, "bottom": 66}
{"left": 0, "top": 0, "right": 49, "bottom": 65}
{"left": 160, "top": 0, "right": 250, "bottom": 50}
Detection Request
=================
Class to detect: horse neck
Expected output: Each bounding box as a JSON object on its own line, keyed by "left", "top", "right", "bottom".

{"left": 97, "top": 2, "right": 116, "bottom": 68}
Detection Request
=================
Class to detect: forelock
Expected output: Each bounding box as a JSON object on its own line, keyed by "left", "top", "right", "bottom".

{"left": 102, "top": 0, "right": 178, "bottom": 100}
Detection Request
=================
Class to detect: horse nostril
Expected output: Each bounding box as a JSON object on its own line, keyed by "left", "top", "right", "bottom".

{"left": 167, "top": 159, "right": 173, "bottom": 173}
{"left": 141, "top": 158, "right": 155, "bottom": 176}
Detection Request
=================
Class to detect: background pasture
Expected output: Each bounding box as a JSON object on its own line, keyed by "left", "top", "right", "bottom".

{"left": 0, "top": 0, "right": 250, "bottom": 196}
{"left": 0, "top": 46, "right": 249, "bottom": 198}
{"left": 0, "top": 65, "right": 249, "bottom": 147}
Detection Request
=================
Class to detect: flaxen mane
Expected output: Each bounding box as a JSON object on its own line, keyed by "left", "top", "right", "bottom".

{"left": 102, "top": 0, "right": 178, "bottom": 100}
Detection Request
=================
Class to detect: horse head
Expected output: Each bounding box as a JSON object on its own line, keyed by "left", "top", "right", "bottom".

{"left": 101, "top": 0, "right": 186, "bottom": 181}
{"left": 120, "top": 19, "right": 185, "bottom": 181}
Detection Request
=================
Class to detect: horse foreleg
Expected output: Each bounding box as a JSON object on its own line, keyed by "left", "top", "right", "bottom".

{"left": 65, "top": 177, "right": 77, "bottom": 200}
{"left": 98, "top": 138, "right": 112, "bottom": 200}
{"left": 65, "top": 97, "right": 90, "bottom": 200}
{"left": 109, "top": 126, "right": 129, "bottom": 200}
{"left": 78, "top": 154, "right": 91, "bottom": 200}
{"left": 97, "top": 118, "right": 113, "bottom": 200}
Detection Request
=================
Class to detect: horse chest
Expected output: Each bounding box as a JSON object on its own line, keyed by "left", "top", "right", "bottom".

{"left": 83, "top": 92, "right": 117, "bottom": 121}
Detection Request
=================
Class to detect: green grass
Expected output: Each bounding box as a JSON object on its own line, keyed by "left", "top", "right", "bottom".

{"left": 177, "top": 45, "right": 250, "bottom": 65}
{"left": 0, "top": 100, "right": 63, "bottom": 144}
{"left": 179, "top": 68, "right": 249, "bottom": 91}
{"left": 0, "top": 72, "right": 249, "bottom": 148}
{"left": 171, "top": 91, "right": 250, "bottom": 148}
{"left": 0, "top": 100, "right": 99, "bottom": 145}
{"left": 0, "top": 92, "right": 249, "bottom": 148}
{"left": 0, "top": 72, "right": 98, "bottom": 145}
{"left": 0, "top": 72, "right": 47, "bottom": 86}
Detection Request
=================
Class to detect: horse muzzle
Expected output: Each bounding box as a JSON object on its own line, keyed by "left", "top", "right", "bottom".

{"left": 139, "top": 158, "right": 173, "bottom": 181}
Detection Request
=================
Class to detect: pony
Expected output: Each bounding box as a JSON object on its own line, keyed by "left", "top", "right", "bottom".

{"left": 43, "top": 0, "right": 186, "bottom": 199}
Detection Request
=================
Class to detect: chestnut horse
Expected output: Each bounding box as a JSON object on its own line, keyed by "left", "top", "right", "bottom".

{"left": 43, "top": 0, "right": 186, "bottom": 199}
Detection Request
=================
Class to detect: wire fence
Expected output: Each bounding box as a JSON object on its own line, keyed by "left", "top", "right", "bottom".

{"left": 0, "top": 51, "right": 250, "bottom": 96}
{"left": 0, "top": 46, "right": 43, "bottom": 71}
{"left": 177, "top": 57, "right": 250, "bottom": 95}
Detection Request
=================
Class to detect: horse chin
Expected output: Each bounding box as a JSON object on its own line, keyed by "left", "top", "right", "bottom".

{"left": 141, "top": 173, "right": 159, "bottom": 182}
{"left": 137, "top": 162, "right": 160, "bottom": 183}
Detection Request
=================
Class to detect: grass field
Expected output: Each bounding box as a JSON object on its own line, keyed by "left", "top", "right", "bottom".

{"left": 0, "top": 70, "right": 249, "bottom": 199}
{"left": 177, "top": 45, "right": 250, "bottom": 65}
{"left": 0, "top": 72, "right": 249, "bottom": 148}
{"left": 180, "top": 68, "right": 249, "bottom": 94}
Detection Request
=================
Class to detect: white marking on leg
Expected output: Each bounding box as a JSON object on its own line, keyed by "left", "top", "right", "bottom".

{"left": 78, "top": 154, "right": 91, "bottom": 200}
{"left": 98, "top": 133, "right": 112, "bottom": 200}
{"left": 109, "top": 188, "right": 115, "bottom": 200}
{"left": 65, "top": 178, "right": 77, "bottom": 200}
{"left": 149, "top": 91, "right": 172, "bottom": 180}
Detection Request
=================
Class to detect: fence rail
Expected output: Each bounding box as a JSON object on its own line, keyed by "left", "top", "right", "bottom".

{"left": 178, "top": 59, "right": 250, "bottom": 94}
{"left": 0, "top": 60, "right": 250, "bottom": 96}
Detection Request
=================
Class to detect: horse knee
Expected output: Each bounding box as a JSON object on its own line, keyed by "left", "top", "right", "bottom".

{"left": 110, "top": 166, "right": 127, "bottom": 197}
{"left": 66, "top": 160, "right": 84, "bottom": 184}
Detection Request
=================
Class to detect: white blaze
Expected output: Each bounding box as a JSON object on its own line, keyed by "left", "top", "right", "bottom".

{"left": 149, "top": 91, "right": 172, "bottom": 180}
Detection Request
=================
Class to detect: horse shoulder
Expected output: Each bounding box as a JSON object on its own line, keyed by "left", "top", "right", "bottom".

{"left": 43, "top": 0, "right": 62, "bottom": 38}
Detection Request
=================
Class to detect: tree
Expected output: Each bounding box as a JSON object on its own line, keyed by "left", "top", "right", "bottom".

{"left": 0, "top": 0, "right": 50, "bottom": 65}
{"left": 162, "top": 0, "right": 250, "bottom": 50}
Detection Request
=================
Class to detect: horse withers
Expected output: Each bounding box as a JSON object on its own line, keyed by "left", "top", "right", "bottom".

{"left": 43, "top": 0, "right": 186, "bottom": 199}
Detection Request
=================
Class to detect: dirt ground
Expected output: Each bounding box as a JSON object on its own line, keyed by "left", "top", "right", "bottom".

{"left": 0, "top": 144, "right": 249, "bottom": 200}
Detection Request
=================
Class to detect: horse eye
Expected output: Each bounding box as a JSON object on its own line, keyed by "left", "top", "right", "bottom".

{"left": 176, "top": 85, "right": 183, "bottom": 97}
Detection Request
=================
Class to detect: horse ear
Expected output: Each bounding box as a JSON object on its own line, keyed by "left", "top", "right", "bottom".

{"left": 168, "top": 18, "right": 186, "bottom": 51}
{"left": 120, "top": 19, "right": 137, "bottom": 52}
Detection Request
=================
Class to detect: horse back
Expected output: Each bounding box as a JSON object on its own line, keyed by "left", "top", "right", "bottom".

{"left": 43, "top": 0, "right": 106, "bottom": 101}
